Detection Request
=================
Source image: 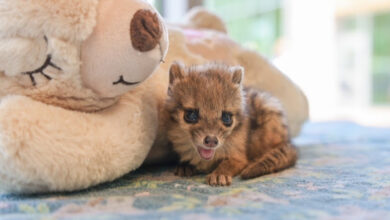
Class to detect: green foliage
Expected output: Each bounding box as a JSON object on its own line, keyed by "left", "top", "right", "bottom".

{"left": 373, "top": 12, "right": 390, "bottom": 57}
{"left": 372, "top": 12, "right": 390, "bottom": 104}
{"left": 204, "top": 0, "right": 282, "bottom": 58}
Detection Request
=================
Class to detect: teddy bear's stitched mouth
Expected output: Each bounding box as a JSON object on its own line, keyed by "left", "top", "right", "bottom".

{"left": 112, "top": 75, "right": 141, "bottom": 86}
{"left": 22, "top": 54, "right": 62, "bottom": 86}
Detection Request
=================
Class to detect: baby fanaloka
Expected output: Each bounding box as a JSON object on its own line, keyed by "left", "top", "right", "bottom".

{"left": 165, "top": 62, "right": 297, "bottom": 186}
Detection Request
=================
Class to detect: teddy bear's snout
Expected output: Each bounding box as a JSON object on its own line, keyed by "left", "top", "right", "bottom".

{"left": 130, "top": 9, "right": 162, "bottom": 52}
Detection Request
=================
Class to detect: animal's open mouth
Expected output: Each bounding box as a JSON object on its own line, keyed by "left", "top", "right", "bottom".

{"left": 22, "top": 54, "right": 61, "bottom": 86}
{"left": 112, "top": 75, "right": 141, "bottom": 86}
{"left": 197, "top": 146, "right": 215, "bottom": 160}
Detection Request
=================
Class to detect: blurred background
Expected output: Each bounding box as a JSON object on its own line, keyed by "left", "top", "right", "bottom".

{"left": 149, "top": 0, "right": 390, "bottom": 127}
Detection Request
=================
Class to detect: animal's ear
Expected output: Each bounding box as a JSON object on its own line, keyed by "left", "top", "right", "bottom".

{"left": 169, "top": 61, "right": 186, "bottom": 85}
{"left": 231, "top": 66, "right": 244, "bottom": 85}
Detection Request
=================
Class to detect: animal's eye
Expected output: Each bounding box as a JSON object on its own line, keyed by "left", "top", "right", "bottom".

{"left": 221, "top": 111, "right": 233, "bottom": 127}
{"left": 184, "top": 109, "right": 199, "bottom": 124}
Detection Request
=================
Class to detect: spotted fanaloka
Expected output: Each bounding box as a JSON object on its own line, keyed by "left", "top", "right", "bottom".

{"left": 165, "top": 62, "right": 297, "bottom": 186}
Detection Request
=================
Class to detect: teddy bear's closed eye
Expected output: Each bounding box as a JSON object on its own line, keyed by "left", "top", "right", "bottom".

{"left": 21, "top": 54, "right": 61, "bottom": 86}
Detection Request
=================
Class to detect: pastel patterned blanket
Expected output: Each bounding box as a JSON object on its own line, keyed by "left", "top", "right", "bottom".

{"left": 1, "top": 121, "right": 390, "bottom": 219}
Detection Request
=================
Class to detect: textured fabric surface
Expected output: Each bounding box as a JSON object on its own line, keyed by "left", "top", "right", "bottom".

{"left": 1, "top": 121, "right": 390, "bottom": 219}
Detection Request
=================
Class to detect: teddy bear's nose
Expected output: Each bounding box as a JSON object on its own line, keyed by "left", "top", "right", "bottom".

{"left": 130, "top": 9, "right": 162, "bottom": 52}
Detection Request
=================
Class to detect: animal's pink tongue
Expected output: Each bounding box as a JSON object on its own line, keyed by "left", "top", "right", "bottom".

{"left": 198, "top": 147, "right": 215, "bottom": 160}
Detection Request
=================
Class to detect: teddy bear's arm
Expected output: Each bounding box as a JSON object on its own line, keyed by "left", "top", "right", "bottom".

{"left": 0, "top": 92, "right": 157, "bottom": 193}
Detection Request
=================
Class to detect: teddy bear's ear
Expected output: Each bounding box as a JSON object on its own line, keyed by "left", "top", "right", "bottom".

{"left": 230, "top": 66, "right": 244, "bottom": 85}
{"left": 169, "top": 61, "right": 186, "bottom": 85}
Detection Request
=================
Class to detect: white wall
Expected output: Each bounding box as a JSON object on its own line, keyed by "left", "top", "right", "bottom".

{"left": 276, "top": 0, "right": 390, "bottom": 126}
{"left": 162, "top": 0, "right": 188, "bottom": 22}
{"left": 276, "top": 0, "right": 338, "bottom": 121}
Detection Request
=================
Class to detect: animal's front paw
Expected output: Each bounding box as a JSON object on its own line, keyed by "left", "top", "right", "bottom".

{"left": 206, "top": 173, "right": 232, "bottom": 186}
{"left": 174, "top": 164, "right": 196, "bottom": 177}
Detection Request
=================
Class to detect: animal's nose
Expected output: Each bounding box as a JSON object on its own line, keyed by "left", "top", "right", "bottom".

{"left": 204, "top": 136, "right": 219, "bottom": 148}
{"left": 130, "top": 9, "right": 162, "bottom": 52}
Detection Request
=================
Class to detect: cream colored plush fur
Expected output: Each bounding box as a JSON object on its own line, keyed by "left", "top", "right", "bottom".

{"left": 0, "top": 1, "right": 308, "bottom": 193}
{"left": 0, "top": 0, "right": 168, "bottom": 193}
{"left": 0, "top": 0, "right": 98, "bottom": 42}
{"left": 0, "top": 88, "right": 157, "bottom": 192}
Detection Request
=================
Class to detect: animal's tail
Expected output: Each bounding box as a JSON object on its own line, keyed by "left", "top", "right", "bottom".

{"left": 241, "top": 142, "right": 298, "bottom": 179}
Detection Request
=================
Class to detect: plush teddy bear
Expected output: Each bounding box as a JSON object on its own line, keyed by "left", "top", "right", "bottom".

{"left": 0, "top": 1, "right": 308, "bottom": 194}
{"left": 0, "top": 0, "right": 169, "bottom": 193}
